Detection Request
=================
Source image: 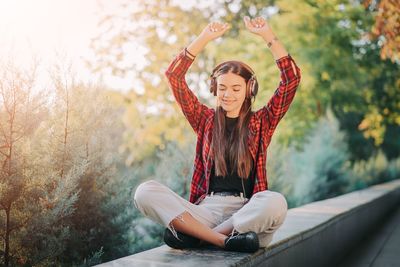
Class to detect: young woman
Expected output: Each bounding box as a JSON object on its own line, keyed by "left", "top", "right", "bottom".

{"left": 133, "top": 16, "right": 301, "bottom": 253}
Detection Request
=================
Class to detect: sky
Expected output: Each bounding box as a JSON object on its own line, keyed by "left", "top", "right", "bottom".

{"left": 0, "top": 0, "right": 277, "bottom": 95}
{"left": 0, "top": 0, "right": 142, "bottom": 92}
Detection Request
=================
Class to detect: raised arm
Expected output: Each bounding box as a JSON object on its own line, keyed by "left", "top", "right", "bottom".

{"left": 244, "top": 16, "right": 301, "bottom": 138}
{"left": 164, "top": 22, "right": 231, "bottom": 135}
{"left": 262, "top": 54, "right": 301, "bottom": 138}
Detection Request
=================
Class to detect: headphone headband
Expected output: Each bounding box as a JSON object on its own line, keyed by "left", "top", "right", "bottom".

{"left": 210, "top": 60, "right": 255, "bottom": 78}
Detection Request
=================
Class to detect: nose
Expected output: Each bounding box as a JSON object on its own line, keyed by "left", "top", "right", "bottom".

{"left": 223, "top": 90, "right": 232, "bottom": 98}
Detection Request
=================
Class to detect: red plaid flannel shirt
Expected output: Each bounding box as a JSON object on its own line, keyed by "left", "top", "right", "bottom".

{"left": 164, "top": 47, "right": 301, "bottom": 205}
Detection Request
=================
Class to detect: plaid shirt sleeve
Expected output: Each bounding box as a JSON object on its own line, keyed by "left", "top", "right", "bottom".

{"left": 256, "top": 53, "right": 301, "bottom": 138}
{"left": 164, "top": 47, "right": 211, "bottom": 135}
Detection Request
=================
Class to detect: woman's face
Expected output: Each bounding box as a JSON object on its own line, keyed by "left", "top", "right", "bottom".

{"left": 216, "top": 72, "right": 247, "bottom": 118}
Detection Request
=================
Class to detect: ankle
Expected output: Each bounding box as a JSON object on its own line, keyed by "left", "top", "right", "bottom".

{"left": 219, "top": 236, "right": 227, "bottom": 248}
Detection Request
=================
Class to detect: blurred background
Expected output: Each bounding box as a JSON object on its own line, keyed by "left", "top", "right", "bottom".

{"left": 0, "top": 0, "right": 399, "bottom": 266}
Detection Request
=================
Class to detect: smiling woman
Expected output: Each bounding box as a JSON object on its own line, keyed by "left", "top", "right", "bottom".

{"left": 134, "top": 15, "right": 301, "bottom": 254}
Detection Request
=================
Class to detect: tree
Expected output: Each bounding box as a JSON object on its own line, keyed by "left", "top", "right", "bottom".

{"left": 0, "top": 61, "right": 47, "bottom": 266}
{"left": 0, "top": 56, "right": 134, "bottom": 265}
{"left": 28, "top": 63, "right": 132, "bottom": 265}
{"left": 363, "top": 0, "right": 400, "bottom": 62}
{"left": 276, "top": 0, "right": 400, "bottom": 160}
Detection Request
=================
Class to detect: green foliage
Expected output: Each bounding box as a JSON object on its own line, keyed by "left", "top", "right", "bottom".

{"left": 0, "top": 59, "right": 135, "bottom": 266}
{"left": 347, "top": 149, "right": 400, "bottom": 191}
{"left": 78, "top": 247, "right": 104, "bottom": 267}
{"left": 127, "top": 139, "right": 197, "bottom": 254}
{"left": 268, "top": 106, "right": 400, "bottom": 208}
{"left": 41, "top": 84, "right": 134, "bottom": 265}
{"left": 21, "top": 162, "right": 87, "bottom": 265}
{"left": 0, "top": 61, "right": 50, "bottom": 266}
{"left": 128, "top": 216, "right": 164, "bottom": 254}
{"left": 267, "top": 106, "right": 351, "bottom": 207}
{"left": 288, "top": 0, "right": 400, "bottom": 159}
{"left": 153, "top": 140, "right": 196, "bottom": 198}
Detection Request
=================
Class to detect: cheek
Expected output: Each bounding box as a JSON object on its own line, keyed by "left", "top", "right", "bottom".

{"left": 238, "top": 90, "right": 246, "bottom": 100}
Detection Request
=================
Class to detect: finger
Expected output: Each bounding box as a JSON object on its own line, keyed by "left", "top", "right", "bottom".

{"left": 245, "top": 17, "right": 259, "bottom": 31}
{"left": 253, "top": 18, "right": 263, "bottom": 28}
{"left": 216, "top": 25, "right": 225, "bottom": 32}
{"left": 209, "top": 23, "right": 220, "bottom": 32}
{"left": 250, "top": 18, "right": 258, "bottom": 28}
{"left": 217, "top": 23, "right": 229, "bottom": 32}
{"left": 256, "top": 17, "right": 265, "bottom": 26}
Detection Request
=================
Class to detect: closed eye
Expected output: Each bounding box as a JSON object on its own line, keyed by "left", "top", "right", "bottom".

{"left": 218, "top": 88, "right": 241, "bottom": 92}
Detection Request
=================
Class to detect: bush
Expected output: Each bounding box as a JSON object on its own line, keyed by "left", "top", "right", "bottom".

{"left": 268, "top": 107, "right": 351, "bottom": 207}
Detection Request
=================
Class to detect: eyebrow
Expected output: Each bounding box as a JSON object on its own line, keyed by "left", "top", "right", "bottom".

{"left": 218, "top": 84, "right": 242, "bottom": 87}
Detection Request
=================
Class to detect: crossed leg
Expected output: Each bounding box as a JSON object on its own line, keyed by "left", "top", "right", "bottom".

{"left": 133, "top": 180, "right": 287, "bottom": 249}
{"left": 169, "top": 211, "right": 227, "bottom": 247}
{"left": 133, "top": 180, "right": 228, "bottom": 248}
{"left": 212, "top": 216, "right": 235, "bottom": 235}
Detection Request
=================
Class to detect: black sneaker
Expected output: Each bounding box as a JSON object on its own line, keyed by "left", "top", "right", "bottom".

{"left": 224, "top": 231, "right": 259, "bottom": 253}
{"left": 163, "top": 228, "right": 203, "bottom": 249}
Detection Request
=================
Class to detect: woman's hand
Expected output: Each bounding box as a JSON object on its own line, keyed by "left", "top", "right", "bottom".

{"left": 199, "top": 21, "right": 231, "bottom": 42}
{"left": 243, "top": 16, "right": 272, "bottom": 38}
{"left": 186, "top": 22, "right": 230, "bottom": 57}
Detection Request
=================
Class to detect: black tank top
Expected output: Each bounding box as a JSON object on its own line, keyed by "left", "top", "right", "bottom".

{"left": 209, "top": 116, "right": 255, "bottom": 199}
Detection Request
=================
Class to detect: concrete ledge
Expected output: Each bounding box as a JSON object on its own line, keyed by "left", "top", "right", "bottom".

{"left": 96, "top": 179, "right": 400, "bottom": 267}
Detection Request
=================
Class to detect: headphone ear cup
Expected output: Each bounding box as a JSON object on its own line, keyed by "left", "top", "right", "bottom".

{"left": 247, "top": 77, "right": 256, "bottom": 99}
{"left": 252, "top": 78, "right": 258, "bottom": 97}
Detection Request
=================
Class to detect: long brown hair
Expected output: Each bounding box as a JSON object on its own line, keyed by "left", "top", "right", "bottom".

{"left": 210, "top": 61, "right": 257, "bottom": 179}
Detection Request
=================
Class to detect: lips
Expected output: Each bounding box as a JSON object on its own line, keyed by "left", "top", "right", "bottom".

{"left": 223, "top": 100, "right": 235, "bottom": 105}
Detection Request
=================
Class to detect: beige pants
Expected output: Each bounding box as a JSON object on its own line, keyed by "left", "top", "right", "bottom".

{"left": 133, "top": 180, "right": 287, "bottom": 248}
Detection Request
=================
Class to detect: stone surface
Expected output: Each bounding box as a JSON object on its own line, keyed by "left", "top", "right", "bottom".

{"left": 338, "top": 201, "right": 400, "bottom": 267}
{"left": 96, "top": 244, "right": 255, "bottom": 267}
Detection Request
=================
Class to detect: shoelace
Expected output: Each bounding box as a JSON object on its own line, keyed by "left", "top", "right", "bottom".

{"left": 225, "top": 229, "right": 240, "bottom": 244}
